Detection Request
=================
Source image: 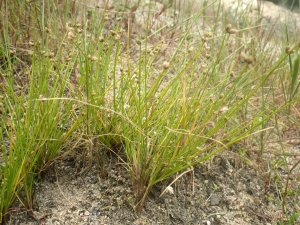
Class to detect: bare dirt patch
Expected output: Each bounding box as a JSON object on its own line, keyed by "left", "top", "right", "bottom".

{"left": 5, "top": 144, "right": 299, "bottom": 225}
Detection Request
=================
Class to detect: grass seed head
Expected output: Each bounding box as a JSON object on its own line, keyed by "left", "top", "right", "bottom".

{"left": 115, "top": 35, "right": 121, "bottom": 41}
{"left": 99, "top": 36, "right": 105, "bottom": 42}
{"left": 163, "top": 61, "right": 169, "bottom": 69}
{"left": 110, "top": 30, "right": 117, "bottom": 36}
{"left": 204, "top": 31, "right": 213, "bottom": 37}
{"left": 228, "top": 28, "right": 238, "bottom": 34}
{"left": 45, "top": 27, "right": 51, "bottom": 34}
{"left": 240, "top": 52, "right": 253, "bottom": 64}
{"left": 226, "top": 24, "right": 238, "bottom": 34}
{"left": 285, "top": 46, "right": 294, "bottom": 54}
{"left": 204, "top": 43, "right": 210, "bottom": 51}
{"left": 104, "top": 14, "right": 109, "bottom": 21}
{"left": 9, "top": 50, "right": 16, "bottom": 55}
{"left": 45, "top": 52, "right": 55, "bottom": 58}
{"left": 219, "top": 106, "right": 228, "bottom": 113}
{"left": 88, "top": 55, "right": 98, "bottom": 61}
{"left": 226, "top": 24, "right": 232, "bottom": 32}
{"left": 68, "top": 31, "right": 75, "bottom": 40}
{"left": 65, "top": 57, "right": 71, "bottom": 62}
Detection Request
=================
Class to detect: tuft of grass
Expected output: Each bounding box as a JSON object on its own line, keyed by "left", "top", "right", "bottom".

{"left": 62, "top": 0, "right": 300, "bottom": 215}
{"left": 0, "top": 0, "right": 79, "bottom": 221}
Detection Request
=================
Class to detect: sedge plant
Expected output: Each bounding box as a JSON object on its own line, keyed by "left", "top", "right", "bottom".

{"left": 0, "top": 0, "right": 79, "bottom": 222}
{"left": 66, "top": 0, "right": 300, "bottom": 215}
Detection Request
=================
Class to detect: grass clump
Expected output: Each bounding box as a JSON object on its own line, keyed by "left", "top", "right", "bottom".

{"left": 0, "top": 0, "right": 79, "bottom": 221}
{"left": 0, "top": 0, "right": 300, "bottom": 223}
